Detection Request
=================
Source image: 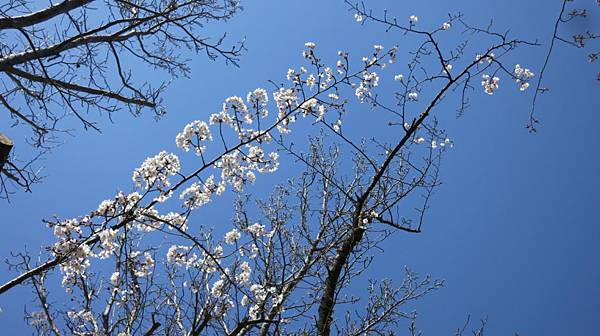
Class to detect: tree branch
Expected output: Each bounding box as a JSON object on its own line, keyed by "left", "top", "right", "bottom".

{"left": 0, "top": 0, "right": 92, "bottom": 30}
{"left": 6, "top": 66, "right": 156, "bottom": 108}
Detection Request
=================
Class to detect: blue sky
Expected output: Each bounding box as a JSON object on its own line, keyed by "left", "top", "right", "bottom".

{"left": 1, "top": 0, "right": 599, "bottom": 334}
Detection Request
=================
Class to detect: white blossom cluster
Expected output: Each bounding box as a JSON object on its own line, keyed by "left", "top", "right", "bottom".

{"left": 481, "top": 74, "right": 500, "bottom": 95}
{"left": 97, "top": 228, "right": 118, "bottom": 259}
{"left": 162, "top": 221, "right": 280, "bottom": 320}
{"left": 247, "top": 222, "right": 266, "bottom": 236}
{"left": 51, "top": 53, "right": 343, "bottom": 297}
{"left": 132, "top": 151, "right": 180, "bottom": 195}
{"left": 236, "top": 261, "right": 252, "bottom": 285}
{"left": 274, "top": 88, "right": 300, "bottom": 134}
{"left": 514, "top": 64, "right": 535, "bottom": 91}
{"left": 355, "top": 70, "right": 380, "bottom": 102}
{"left": 66, "top": 309, "right": 94, "bottom": 326}
{"left": 179, "top": 175, "right": 225, "bottom": 210}
{"left": 51, "top": 185, "right": 192, "bottom": 291}
{"left": 480, "top": 64, "right": 534, "bottom": 95}
{"left": 175, "top": 120, "right": 212, "bottom": 155}
{"left": 354, "top": 13, "right": 364, "bottom": 23}
{"left": 476, "top": 52, "right": 495, "bottom": 64}
{"left": 156, "top": 211, "right": 188, "bottom": 231}
{"left": 214, "top": 148, "right": 279, "bottom": 192}
{"left": 247, "top": 283, "right": 282, "bottom": 319}
{"left": 224, "top": 228, "right": 241, "bottom": 244}
{"left": 354, "top": 45, "right": 397, "bottom": 103}
{"left": 49, "top": 217, "right": 93, "bottom": 290}
{"left": 95, "top": 191, "right": 142, "bottom": 218}
{"left": 208, "top": 90, "right": 272, "bottom": 144}
{"left": 166, "top": 244, "right": 223, "bottom": 273}
{"left": 166, "top": 245, "right": 192, "bottom": 266}
{"left": 431, "top": 138, "right": 454, "bottom": 149}
{"left": 128, "top": 251, "right": 155, "bottom": 277}
{"left": 247, "top": 88, "right": 269, "bottom": 118}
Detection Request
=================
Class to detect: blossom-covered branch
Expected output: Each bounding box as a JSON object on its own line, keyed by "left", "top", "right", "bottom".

{"left": 2, "top": 3, "right": 546, "bottom": 335}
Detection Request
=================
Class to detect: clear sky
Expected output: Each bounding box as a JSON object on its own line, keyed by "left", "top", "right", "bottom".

{"left": 1, "top": 0, "right": 598, "bottom": 334}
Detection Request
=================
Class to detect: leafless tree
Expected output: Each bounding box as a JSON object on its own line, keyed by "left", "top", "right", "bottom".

{"left": 0, "top": 1, "right": 584, "bottom": 335}
{"left": 0, "top": 0, "right": 244, "bottom": 198}
{"left": 528, "top": 0, "right": 599, "bottom": 132}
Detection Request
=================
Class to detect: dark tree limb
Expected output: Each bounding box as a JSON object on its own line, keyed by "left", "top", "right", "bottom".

{"left": 6, "top": 66, "right": 156, "bottom": 108}
{"left": 0, "top": 0, "right": 92, "bottom": 30}
{"left": 0, "top": 0, "right": 242, "bottom": 197}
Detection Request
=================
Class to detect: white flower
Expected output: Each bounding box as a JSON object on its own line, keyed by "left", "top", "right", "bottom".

{"left": 98, "top": 228, "right": 118, "bottom": 259}
{"left": 110, "top": 272, "right": 120, "bottom": 286}
{"left": 355, "top": 71, "right": 379, "bottom": 102}
{"left": 245, "top": 171, "right": 256, "bottom": 183}
{"left": 247, "top": 88, "right": 269, "bottom": 105}
{"left": 246, "top": 88, "right": 269, "bottom": 118}
{"left": 409, "top": 15, "right": 418, "bottom": 23}
{"left": 250, "top": 284, "right": 268, "bottom": 301}
{"left": 224, "top": 228, "right": 241, "bottom": 244}
{"left": 180, "top": 175, "right": 223, "bottom": 210}
{"left": 247, "top": 223, "right": 266, "bottom": 236}
{"left": 166, "top": 245, "right": 191, "bottom": 266}
{"left": 394, "top": 74, "right": 404, "bottom": 81}
{"left": 476, "top": 53, "right": 495, "bottom": 64}
{"left": 440, "top": 138, "right": 454, "bottom": 148}
{"left": 373, "top": 45, "right": 384, "bottom": 52}
{"left": 445, "top": 64, "right": 453, "bottom": 72}
{"left": 519, "top": 82, "right": 530, "bottom": 91}
{"left": 332, "top": 119, "right": 342, "bottom": 133}
{"left": 224, "top": 96, "right": 248, "bottom": 113}
{"left": 133, "top": 252, "right": 155, "bottom": 277}
{"left": 236, "top": 261, "right": 252, "bottom": 285}
{"left": 354, "top": 13, "right": 364, "bottom": 23}
{"left": 306, "top": 74, "right": 316, "bottom": 89}
{"left": 209, "top": 110, "right": 233, "bottom": 125}
{"left": 442, "top": 22, "right": 451, "bottom": 30}
{"left": 514, "top": 64, "right": 534, "bottom": 79}
{"left": 53, "top": 218, "right": 81, "bottom": 239}
{"left": 211, "top": 279, "right": 226, "bottom": 298}
{"left": 96, "top": 199, "right": 116, "bottom": 216}
{"left": 132, "top": 151, "right": 180, "bottom": 192}
{"left": 273, "top": 88, "right": 299, "bottom": 134}
{"left": 481, "top": 74, "right": 500, "bottom": 95}
{"left": 286, "top": 68, "right": 296, "bottom": 81}
{"left": 514, "top": 64, "right": 534, "bottom": 91}
{"left": 176, "top": 120, "right": 212, "bottom": 155}
{"left": 408, "top": 92, "right": 418, "bottom": 100}
{"left": 304, "top": 42, "right": 316, "bottom": 49}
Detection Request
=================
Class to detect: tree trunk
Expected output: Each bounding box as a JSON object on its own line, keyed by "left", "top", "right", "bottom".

{"left": 0, "top": 132, "right": 13, "bottom": 172}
